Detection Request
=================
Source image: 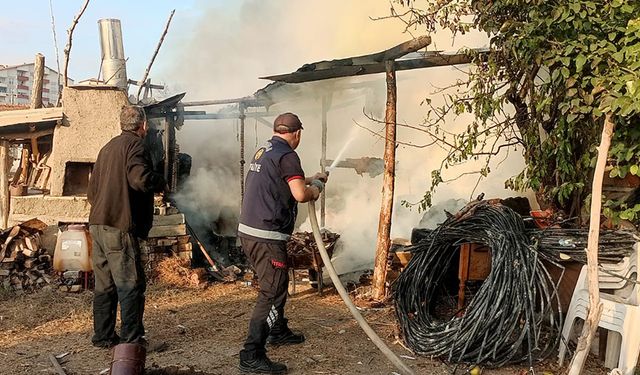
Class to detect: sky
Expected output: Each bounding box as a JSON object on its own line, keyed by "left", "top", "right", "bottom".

{"left": 0, "top": 1, "right": 486, "bottom": 98}
{"left": 0, "top": 0, "right": 218, "bottom": 83}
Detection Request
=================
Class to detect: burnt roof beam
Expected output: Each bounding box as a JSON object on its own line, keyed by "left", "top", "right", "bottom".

{"left": 260, "top": 53, "right": 473, "bottom": 84}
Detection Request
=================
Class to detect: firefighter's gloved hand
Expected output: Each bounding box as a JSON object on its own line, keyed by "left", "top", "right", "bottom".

{"left": 310, "top": 179, "right": 325, "bottom": 193}
{"left": 311, "top": 172, "right": 329, "bottom": 183}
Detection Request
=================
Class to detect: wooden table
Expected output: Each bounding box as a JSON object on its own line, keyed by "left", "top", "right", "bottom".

{"left": 457, "top": 243, "right": 491, "bottom": 312}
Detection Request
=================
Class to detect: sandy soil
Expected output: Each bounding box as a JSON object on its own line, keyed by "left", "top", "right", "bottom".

{"left": 0, "top": 282, "right": 608, "bottom": 375}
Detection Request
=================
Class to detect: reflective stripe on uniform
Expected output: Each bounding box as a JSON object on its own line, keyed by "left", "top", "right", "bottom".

{"left": 238, "top": 223, "right": 291, "bottom": 241}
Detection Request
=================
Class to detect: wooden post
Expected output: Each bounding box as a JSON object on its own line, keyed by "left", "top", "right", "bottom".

{"left": 169, "top": 116, "right": 178, "bottom": 191}
{"left": 30, "top": 53, "right": 45, "bottom": 164}
{"left": 321, "top": 95, "right": 329, "bottom": 227}
{"left": 372, "top": 60, "right": 397, "bottom": 301}
{"left": 30, "top": 54, "right": 45, "bottom": 109}
{"left": 239, "top": 104, "right": 246, "bottom": 202}
{"left": 0, "top": 140, "right": 9, "bottom": 229}
{"left": 163, "top": 118, "right": 170, "bottom": 184}
{"left": 567, "top": 115, "right": 613, "bottom": 374}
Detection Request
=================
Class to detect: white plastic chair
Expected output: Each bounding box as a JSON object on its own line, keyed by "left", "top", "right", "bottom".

{"left": 558, "top": 244, "right": 640, "bottom": 375}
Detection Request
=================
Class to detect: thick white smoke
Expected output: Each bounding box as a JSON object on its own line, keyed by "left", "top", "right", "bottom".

{"left": 163, "top": 1, "right": 531, "bottom": 273}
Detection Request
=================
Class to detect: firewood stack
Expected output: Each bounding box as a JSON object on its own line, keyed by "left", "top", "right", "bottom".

{"left": 141, "top": 199, "right": 192, "bottom": 278}
{"left": 0, "top": 219, "right": 53, "bottom": 294}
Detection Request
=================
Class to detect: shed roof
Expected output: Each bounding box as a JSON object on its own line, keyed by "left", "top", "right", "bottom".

{"left": 0, "top": 107, "right": 63, "bottom": 139}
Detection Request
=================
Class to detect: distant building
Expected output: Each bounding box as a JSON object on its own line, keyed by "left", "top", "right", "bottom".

{"left": 0, "top": 63, "right": 73, "bottom": 106}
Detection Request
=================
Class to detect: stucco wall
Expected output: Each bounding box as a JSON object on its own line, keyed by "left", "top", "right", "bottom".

{"left": 49, "top": 86, "right": 128, "bottom": 196}
{"left": 9, "top": 195, "right": 90, "bottom": 226}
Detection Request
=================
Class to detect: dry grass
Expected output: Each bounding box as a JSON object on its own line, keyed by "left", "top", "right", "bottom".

{"left": 155, "top": 257, "right": 208, "bottom": 288}
{"left": 0, "top": 282, "right": 609, "bottom": 375}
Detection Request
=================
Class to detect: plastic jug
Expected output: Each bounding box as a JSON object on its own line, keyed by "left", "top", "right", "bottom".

{"left": 53, "top": 225, "right": 92, "bottom": 272}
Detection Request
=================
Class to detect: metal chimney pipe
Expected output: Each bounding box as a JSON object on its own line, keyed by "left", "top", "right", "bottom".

{"left": 98, "top": 19, "right": 128, "bottom": 89}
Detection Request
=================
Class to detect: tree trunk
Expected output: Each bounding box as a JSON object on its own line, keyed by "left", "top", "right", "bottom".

{"left": 567, "top": 114, "right": 613, "bottom": 374}
{"left": 372, "top": 60, "right": 397, "bottom": 301}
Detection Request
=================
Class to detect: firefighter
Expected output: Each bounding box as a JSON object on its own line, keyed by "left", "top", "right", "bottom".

{"left": 237, "top": 112, "right": 328, "bottom": 374}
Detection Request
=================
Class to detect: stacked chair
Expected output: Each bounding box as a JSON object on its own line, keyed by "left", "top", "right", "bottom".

{"left": 558, "top": 243, "right": 640, "bottom": 374}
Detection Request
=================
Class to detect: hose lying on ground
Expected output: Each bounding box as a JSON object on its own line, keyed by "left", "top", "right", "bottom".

{"left": 394, "top": 201, "right": 563, "bottom": 368}
{"left": 308, "top": 200, "right": 415, "bottom": 375}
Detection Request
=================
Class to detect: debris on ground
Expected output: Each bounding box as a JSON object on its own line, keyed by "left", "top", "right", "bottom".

{"left": 287, "top": 230, "right": 339, "bottom": 269}
{"left": 155, "top": 257, "right": 208, "bottom": 288}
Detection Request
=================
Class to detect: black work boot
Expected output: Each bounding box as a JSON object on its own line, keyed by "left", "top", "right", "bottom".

{"left": 239, "top": 353, "right": 288, "bottom": 374}
{"left": 92, "top": 334, "right": 120, "bottom": 349}
{"left": 267, "top": 329, "right": 305, "bottom": 346}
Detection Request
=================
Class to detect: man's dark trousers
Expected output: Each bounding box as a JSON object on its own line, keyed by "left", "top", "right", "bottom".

{"left": 90, "top": 224, "right": 146, "bottom": 346}
{"left": 240, "top": 237, "right": 290, "bottom": 359}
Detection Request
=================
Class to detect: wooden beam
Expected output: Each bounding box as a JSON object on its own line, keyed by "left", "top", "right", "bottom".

{"left": 152, "top": 213, "right": 185, "bottom": 226}
{"left": 30, "top": 54, "right": 45, "bottom": 109}
{"left": 0, "top": 128, "right": 54, "bottom": 141}
{"left": 30, "top": 54, "right": 45, "bottom": 163}
{"left": 372, "top": 61, "right": 397, "bottom": 301}
{"left": 148, "top": 224, "right": 187, "bottom": 238}
{"left": 0, "top": 141, "right": 9, "bottom": 229}
{"left": 182, "top": 112, "right": 273, "bottom": 121}
{"left": 260, "top": 53, "right": 472, "bottom": 84}
{"left": 18, "top": 148, "right": 30, "bottom": 185}
{"left": 181, "top": 96, "right": 261, "bottom": 107}
{"left": 127, "top": 79, "right": 164, "bottom": 89}
{"left": 0, "top": 107, "right": 63, "bottom": 127}
{"left": 364, "top": 35, "right": 432, "bottom": 63}
{"left": 146, "top": 110, "right": 206, "bottom": 119}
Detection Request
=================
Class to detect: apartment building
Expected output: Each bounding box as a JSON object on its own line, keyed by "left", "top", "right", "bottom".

{"left": 0, "top": 63, "right": 73, "bottom": 106}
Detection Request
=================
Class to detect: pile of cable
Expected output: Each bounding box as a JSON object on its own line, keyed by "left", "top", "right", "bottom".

{"left": 394, "top": 201, "right": 563, "bottom": 368}
{"left": 529, "top": 227, "right": 637, "bottom": 264}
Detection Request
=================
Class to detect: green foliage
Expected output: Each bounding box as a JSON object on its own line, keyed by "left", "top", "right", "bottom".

{"left": 394, "top": 0, "right": 640, "bottom": 218}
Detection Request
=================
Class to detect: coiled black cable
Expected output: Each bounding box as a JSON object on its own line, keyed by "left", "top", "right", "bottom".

{"left": 394, "top": 202, "right": 563, "bottom": 368}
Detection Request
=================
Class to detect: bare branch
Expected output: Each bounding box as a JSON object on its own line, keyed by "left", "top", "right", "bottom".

{"left": 136, "top": 9, "right": 176, "bottom": 101}
{"left": 48, "top": 0, "right": 62, "bottom": 106}
{"left": 62, "top": 0, "right": 91, "bottom": 90}
{"left": 353, "top": 120, "right": 438, "bottom": 148}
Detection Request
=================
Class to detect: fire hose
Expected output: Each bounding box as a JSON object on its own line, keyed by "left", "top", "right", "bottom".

{"left": 307, "top": 200, "right": 415, "bottom": 375}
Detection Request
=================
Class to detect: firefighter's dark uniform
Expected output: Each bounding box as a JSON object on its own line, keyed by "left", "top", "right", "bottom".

{"left": 87, "top": 130, "right": 165, "bottom": 347}
{"left": 238, "top": 136, "right": 305, "bottom": 360}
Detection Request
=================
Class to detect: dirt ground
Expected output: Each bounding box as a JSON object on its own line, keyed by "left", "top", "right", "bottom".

{"left": 0, "top": 281, "right": 608, "bottom": 375}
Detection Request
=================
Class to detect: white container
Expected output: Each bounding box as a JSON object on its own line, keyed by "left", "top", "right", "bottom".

{"left": 53, "top": 225, "right": 92, "bottom": 272}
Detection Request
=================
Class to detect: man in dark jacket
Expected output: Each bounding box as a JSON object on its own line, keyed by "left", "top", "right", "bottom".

{"left": 87, "top": 105, "right": 165, "bottom": 348}
{"left": 237, "top": 112, "right": 328, "bottom": 374}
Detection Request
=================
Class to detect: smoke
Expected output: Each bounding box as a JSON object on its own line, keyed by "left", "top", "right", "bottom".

{"left": 163, "top": 1, "right": 531, "bottom": 274}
